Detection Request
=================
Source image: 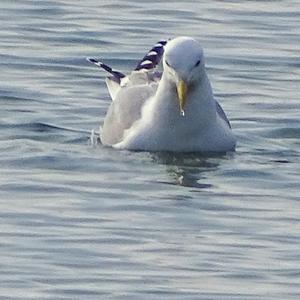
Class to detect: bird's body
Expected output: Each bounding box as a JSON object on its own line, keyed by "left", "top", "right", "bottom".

{"left": 88, "top": 37, "right": 236, "bottom": 152}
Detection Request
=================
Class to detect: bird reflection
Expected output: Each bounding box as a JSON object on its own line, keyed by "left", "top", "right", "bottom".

{"left": 151, "top": 152, "right": 231, "bottom": 188}
{"left": 168, "top": 165, "right": 213, "bottom": 188}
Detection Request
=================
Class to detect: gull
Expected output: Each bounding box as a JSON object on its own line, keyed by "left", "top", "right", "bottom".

{"left": 87, "top": 37, "right": 236, "bottom": 152}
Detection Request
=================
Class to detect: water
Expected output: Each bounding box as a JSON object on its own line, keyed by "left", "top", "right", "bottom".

{"left": 1, "top": 0, "right": 300, "bottom": 299}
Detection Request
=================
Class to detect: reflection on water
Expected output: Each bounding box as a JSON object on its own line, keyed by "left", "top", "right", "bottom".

{"left": 167, "top": 165, "right": 213, "bottom": 188}
{"left": 1, "top": 0, "right": 300, "bottom": 299}
{"left": 151, "top": 152, "right": 232, "bottom": 188}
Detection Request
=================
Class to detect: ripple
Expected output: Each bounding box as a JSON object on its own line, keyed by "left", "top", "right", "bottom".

{"left": 1, "top": 0, "right": 300, "bottom": 299}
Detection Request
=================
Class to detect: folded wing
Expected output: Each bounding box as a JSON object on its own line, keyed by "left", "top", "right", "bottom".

{"left": 87, "top": 40, "right": 168, "bottom": 145}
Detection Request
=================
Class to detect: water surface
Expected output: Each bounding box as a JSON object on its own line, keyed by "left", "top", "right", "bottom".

{"left": 1, "top": 0, "right": 300, "bottom": 299}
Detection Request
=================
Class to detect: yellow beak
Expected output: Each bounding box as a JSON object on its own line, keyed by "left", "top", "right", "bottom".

{"left": 177, "top": 80, "right": 188, "bottom": 116}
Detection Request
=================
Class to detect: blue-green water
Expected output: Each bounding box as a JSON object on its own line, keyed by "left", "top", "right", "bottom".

{"left": 1, "top": 1, "right": 300, "bottom": 299}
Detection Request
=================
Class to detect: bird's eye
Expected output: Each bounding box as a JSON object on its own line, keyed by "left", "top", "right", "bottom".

{"left": 194, "top": 60, "right": 201, "bottom": 67}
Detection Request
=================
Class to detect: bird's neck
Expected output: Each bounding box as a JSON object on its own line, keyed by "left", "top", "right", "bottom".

{"left": 151, "top": 72, "right": 216, "bottom": 127}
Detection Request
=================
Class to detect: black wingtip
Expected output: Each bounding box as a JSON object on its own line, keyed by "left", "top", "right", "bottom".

{"left": 135, "top": 39, "right": 169, "bottom": 71}
{"left": 86, "top": 57, "right": 125, "bottom": 82}
{"left": 87, "top": 57, "right": 97, "bottom": 64}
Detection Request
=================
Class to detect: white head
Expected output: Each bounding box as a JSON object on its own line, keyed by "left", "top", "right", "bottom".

{"left": 163, "top": 37, "right": 205, "bottom": 115}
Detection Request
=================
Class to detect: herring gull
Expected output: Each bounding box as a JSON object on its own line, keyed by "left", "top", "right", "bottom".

{"left": 87, "top": 37, "right": 236, "bottom": 152}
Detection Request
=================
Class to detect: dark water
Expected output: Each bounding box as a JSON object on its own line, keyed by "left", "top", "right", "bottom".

{"left": 1, "top": 0, "right": 300, "bottom": 299}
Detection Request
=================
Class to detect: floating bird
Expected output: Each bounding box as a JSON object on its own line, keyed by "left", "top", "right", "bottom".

{"left": 87, "top": 37, "right": 236, "bottom": 152}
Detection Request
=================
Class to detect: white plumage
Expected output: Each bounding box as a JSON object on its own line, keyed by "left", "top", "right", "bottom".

{"left": 88, "top": 37, "right": 236, "bottom": 152}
